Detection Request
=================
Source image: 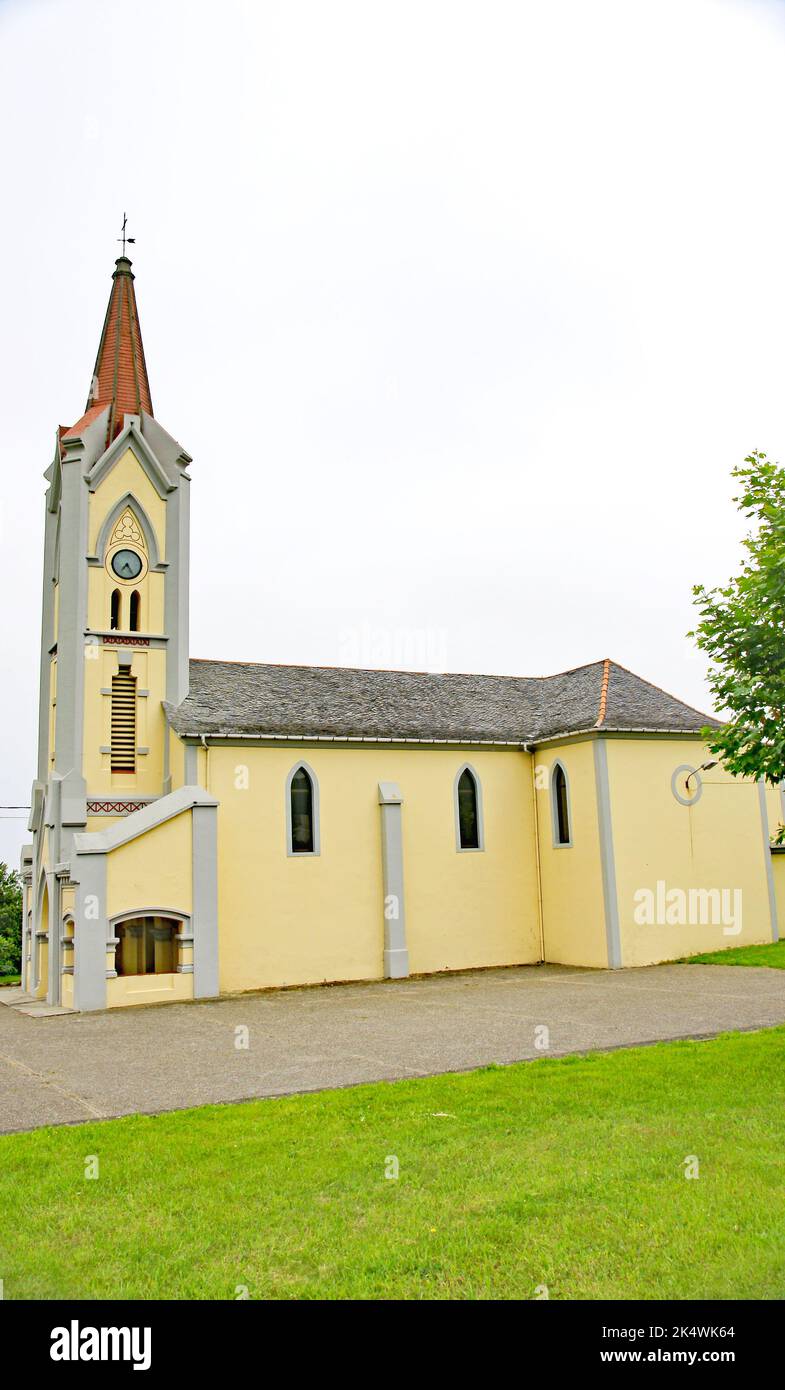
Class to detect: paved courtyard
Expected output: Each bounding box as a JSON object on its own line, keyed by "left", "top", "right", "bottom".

{"left": 2, "top": 962, "right": 785, "bottom": 1135}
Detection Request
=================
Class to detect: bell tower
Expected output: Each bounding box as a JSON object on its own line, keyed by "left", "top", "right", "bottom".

{"left": 25, "top": 253, "right": 193, "bottom": 1003}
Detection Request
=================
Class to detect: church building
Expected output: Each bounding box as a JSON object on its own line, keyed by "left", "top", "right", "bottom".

{"left": 19, "top": 256, "right": 785, "bottom": 1011}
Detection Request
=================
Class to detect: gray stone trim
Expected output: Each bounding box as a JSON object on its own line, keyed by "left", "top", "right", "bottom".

{"left": 31, "top": 872, "right": 46, "bottom": 992}
{"left": 60, "top": 405, "right": 110, "bottom": 463}
{"left": 36, "top": 500, "right": 58, "bottom": 782}
{"left": 549, "top": 757, "right": 573, "bottom": 848}
{"left": 453, "top": 762, "right": 485, "bottom": 852}
{"left": 285, "top": 760, "right": 321, "bottom": 856}
{"left": 192, "top": 804, "right": 219, "bottom": 997}
{"left": 46, "top": 869, "right": 60, "bottom": 1004}
{"left": 28, "top": 782, "right": 45, "bottom": 834}
{"left": 73, "top": 785, "right": 218, "bottom": 855}
{"left": 109, "top": 907, "right": 191, "bottom": 927}
{"left": 88, "top": 491, "right": 164, "bottom": 571}
{"left": 139, "top": 411, "right": 193, "bottom": 474}
{"left": 87, "top": 420, "right": 174, "bottom": 499}
{"left": 758, "top": 780, "right": 779, "bottom": 943}
{"left": 184, "top": 742, "right": 198, "bottom": 784}
{"left": 53, "top": 451, "right": 89, "bottom": 827}
{"left": 20, "top": 878, "right": 30, "bottom": 993}
{"left": 165, "top": 472, "right": 190, "bottom": 705}
{"left": 593, "top": 739, "right": 622, "bottom": 969}
{"left": 378, "top": 782, "right": 409, "bottom": 978}
{"left": 72, "top": 852, "right": 108, "bottom": 1012}
{"left": 163, "top": 721, "right": 171, "bottom": 795}
{"left": 532, "top": 729, "right": 706, "bottom": 751}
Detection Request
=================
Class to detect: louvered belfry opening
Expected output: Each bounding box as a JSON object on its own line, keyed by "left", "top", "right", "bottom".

{"left": 111, "top": 667, "right": 137, "bottom": 773}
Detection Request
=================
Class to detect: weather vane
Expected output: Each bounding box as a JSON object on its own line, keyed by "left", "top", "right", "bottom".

{"left": 117, "top": 212, "right": 136, "bottom": 258}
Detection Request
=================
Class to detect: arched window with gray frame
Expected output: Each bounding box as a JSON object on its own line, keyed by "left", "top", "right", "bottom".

{"left": 286, "top": 762, "right": 320, "bottom": 855}
{"left": 454, "top": 763, "right": 484, "bottom": 851}
{"left": 551, "top": 759, "right": 572, "bottom": 847}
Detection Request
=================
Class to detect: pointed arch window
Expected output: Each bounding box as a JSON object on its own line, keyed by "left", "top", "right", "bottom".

{"left": 552, "top": 761, "right": 572, "bottom": 846}
{"left": 455, "top": 764, "right": 484, "bottom": 851}
{"left": 286, "top": 763, "right": 320, "bottom": 855}
{"left": 110, "top": 589, "right": 121, "bottom": 630}
{"left": 129, "top": 589, "right": 141, "bottom": 632}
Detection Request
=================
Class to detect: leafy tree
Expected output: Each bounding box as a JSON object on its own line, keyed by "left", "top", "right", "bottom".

{"left": 690, "top": 450, "right": 785, "bottom": 842}
{"left": 0, "top": 863, "right": 22, "bottom": 976}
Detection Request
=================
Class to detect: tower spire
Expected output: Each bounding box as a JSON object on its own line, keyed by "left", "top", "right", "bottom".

{"left": 87, "top": 250, "right": 153, "bottom": 444}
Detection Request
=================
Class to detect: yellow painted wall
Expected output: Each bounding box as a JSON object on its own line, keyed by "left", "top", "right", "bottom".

{"left": 87, "top": 447, "right": 166, "bottom": 558}
{"left": 106, "top": 811, "right": 192, "bottom": 919}
{"left": 607, "top": 739, "right": 775, "bottom": 965}
{"left": 404, "top": 749, "right": 538, "bottom": 975}
{"left": 87, "top": 566, "right": 164, "bottom": 639}
{"left": 205, "top": 744, "right": 540, "bottom": 993}
{"left": 86, "top": 445, "right": 166, "bottom": 639}
{"left": 107, "top": 972, "right": 193, "bottom": 1008}
{"left": 82, "top": 641, "right": 167, "bottom": 795}
{"left": 536, "top": 740, "right": 608, "bottom": 968}
{"left": 82, "top": 445, "right": 169, "bottom": 799}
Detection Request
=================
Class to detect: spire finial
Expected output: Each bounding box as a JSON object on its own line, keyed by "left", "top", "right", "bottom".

{"left": 117, "top": 212, "right": 136, "bottom": 259}
{"left": 85, "top": 235, "right": 153, "bottom": 432}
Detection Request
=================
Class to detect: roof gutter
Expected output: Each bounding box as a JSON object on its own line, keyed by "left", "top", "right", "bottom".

{"left": 174, "top": 727, "right": 708, "bottom": 749}
{"left": 179, "top": 731, "right": 532, "bottom": 748}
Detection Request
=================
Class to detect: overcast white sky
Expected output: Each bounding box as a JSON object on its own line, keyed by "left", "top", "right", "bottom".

{"left": 1, "top": 0, "right": 784, "bottom": 866}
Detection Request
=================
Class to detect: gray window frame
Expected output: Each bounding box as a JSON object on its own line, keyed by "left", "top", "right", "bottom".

{"left": 285, "top": 760, "right": 321, "bottom": 857}
{"left": 454, "top": 762, "right": 485, "bottom": 852}
{"left": 550, "top": 758, "right": 573, "bottom": 848}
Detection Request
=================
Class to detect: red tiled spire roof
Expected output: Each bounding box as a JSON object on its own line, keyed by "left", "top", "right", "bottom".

{"left": 86, "top": 256, "right": 153, "bottom": 445}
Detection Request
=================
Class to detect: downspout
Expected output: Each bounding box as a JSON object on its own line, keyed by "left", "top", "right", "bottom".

{"left": 200, "top": 734, "right": 210, "bottom": 794}
{"left": 527, "top": 744, "right": 546, "bottom": 964}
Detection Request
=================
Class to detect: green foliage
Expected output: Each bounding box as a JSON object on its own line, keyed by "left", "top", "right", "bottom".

{"left": 690, "top": 450, "right": 785, "bottom": 842}
{"left": 0, "top": 863, "right": 22, "bottom": 975}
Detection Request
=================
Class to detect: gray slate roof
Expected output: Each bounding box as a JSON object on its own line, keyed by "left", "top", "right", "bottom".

{"left": 164, "top": 658, "right": 719, "bottom": 745}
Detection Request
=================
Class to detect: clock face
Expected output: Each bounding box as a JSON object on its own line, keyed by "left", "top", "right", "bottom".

{"left": 111, "top": 548, "right": 143, "bottom": 581}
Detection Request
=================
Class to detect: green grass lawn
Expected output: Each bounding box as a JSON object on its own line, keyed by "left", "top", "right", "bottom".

{"left": 2, "top": 1028, "right": 784, "bottom": 1301}
{"left": 0, "top": 974, "right": 20, "bottom": 986}
{"left": 682, "top": 941, "right": 785, "bottom": 969}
